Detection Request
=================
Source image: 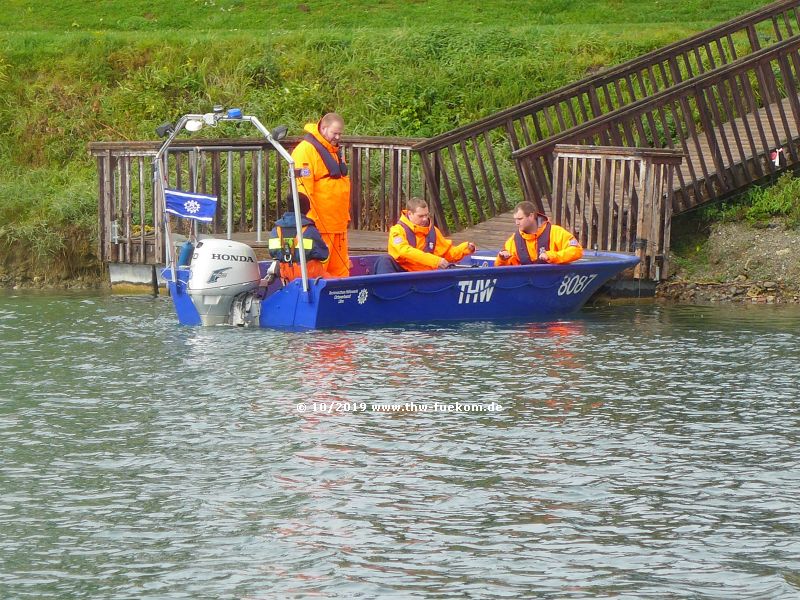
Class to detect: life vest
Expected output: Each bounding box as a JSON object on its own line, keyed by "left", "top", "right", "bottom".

{"left": 268, "top": 225, "right": 314, "bottom": 264}
{"left": 301, "top": 133, "right": 348, "bottom": 179}
{"left": 399, "top": 221, "right": 437, "bottom": 253}
{"left": 514, "top": 222, "right": 551, "bottom": 264}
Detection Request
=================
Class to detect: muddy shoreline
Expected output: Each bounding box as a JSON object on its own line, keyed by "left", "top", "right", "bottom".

{"left": 656, "top": 278, "right": 800, "bottom": 304}
{"left": 0, "top": 271, "right": 109, "bottom": 292}
{"left": 4, "top": 270, "right": 799, "bottom": 305}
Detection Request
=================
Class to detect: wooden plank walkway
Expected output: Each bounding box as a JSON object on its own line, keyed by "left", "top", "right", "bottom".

{"left": 673, "top": 94, "right": 799, "bottom": 205}
{"left": 97, "top": 5, "right": 800, "bottom": 277}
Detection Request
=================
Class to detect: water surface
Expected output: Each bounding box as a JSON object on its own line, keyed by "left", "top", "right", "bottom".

{"left": 1, "top": 293, "right": 799, "bottom": 598}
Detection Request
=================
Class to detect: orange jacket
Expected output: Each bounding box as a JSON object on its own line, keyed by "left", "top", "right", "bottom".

{"left": 495, "top": 219, "right": 583, "bottom": 266}
{"left": 388, "top": 211, "right": 474, "bottom": 271}
{"left": 291, "top": 122, "right": 351, "bottom": 233}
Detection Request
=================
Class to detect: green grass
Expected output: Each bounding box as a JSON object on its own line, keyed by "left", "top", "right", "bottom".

{"left": 0, "top": 0, "right": 774, "bottom": 278}
{"left": 694, "top": 171, "right": 800, "bottom": 228}
{"left": 744, "top": 172, "right": 800, "bottom": 228}
{"left": 0, "top": 0, "right": 772, "bottom": 31}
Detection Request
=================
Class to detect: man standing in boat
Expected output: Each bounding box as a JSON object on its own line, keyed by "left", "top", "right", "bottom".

{"left": 495, "top": 201, "right": 583, "bottom": 266}
{"left": 374, "top": 197, "right": 477, "bottom": 273}
{"left": 291, "top": 113, "right": 351, "bottom": 277}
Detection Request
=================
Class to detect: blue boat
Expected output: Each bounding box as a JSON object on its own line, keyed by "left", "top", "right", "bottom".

{"left": 162, "top": 249, "right": 638, "bottom": 329}
{"left": 155, "top": 109, "right": 639, "bottom": 330}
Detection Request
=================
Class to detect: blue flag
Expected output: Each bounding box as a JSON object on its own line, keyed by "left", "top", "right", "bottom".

{"left": 164, "top": 189, "right": 217, "bottom": 222}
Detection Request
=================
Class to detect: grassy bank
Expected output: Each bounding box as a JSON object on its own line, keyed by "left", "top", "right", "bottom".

{"left": 0, "top": 0, "right": 772, "bottom": 284}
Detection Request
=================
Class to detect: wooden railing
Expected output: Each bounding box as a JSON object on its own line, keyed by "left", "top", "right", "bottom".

{"left": 412, "top": 0, "right": 800, "bottom": 233}
{"left": 551, "top": 145, "right": 683, "bottom": 279}
{"left": 89, "top": 136, "right": 421, "bottom": 265}
{"left": 513, "top": 35, "right": 800, "bottom": 215}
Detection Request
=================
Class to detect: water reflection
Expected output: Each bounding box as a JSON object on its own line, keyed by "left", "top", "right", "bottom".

{"left": 1, "top": 294, "right": 799, "bottom": 598}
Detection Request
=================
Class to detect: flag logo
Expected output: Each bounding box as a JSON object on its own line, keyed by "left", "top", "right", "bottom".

{"left": 184, "top": 200, "right": 201, "bottom": 214}
{"left": 165, "top": 189, "right": 217, "bottom": 222}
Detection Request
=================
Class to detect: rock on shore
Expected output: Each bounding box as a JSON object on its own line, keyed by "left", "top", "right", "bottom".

{"left": 656, "top": 278, "right": 800, "bottom": 304}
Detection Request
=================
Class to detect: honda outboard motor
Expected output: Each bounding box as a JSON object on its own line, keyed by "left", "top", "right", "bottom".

{"left": 188, "top": 239, "right": 261, "bottom": 326}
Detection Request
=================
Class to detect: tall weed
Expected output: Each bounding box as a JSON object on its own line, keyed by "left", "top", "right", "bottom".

{"left": 0, "top": 164, "right": 97, "bottom": 263}
{"left": 745, "top": 172, "right": 800, "bottom": 228}
{"left": 697, "top": 172, "right": 800, "bottom": 229}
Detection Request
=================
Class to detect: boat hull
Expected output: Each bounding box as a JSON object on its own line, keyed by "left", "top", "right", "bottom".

{"left": 165, "top": 251, "right": 639, "bottom": 330}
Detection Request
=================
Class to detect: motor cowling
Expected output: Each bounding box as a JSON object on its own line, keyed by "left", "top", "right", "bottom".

{"left": 187, "top": 239, "right": 261, "bottom": 325}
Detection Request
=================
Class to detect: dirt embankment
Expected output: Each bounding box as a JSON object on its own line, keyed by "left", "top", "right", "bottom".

{"left": 656, "top": 220, "right": 800, "bottom": 304}
{"left": 0, "top": 237, "right": 107, "bottom": 291}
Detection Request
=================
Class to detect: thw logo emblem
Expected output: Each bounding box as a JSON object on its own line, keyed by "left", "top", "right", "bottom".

{"left": 457, "top": 278, "right": 497, "bottom": 304}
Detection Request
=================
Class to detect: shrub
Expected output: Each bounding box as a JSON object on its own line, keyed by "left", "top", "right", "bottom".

{"left": 745, "top": 172, "right": 800, "bottom": 227}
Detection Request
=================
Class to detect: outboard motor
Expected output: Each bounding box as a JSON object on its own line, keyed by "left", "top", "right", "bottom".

{"left": 188, "top": 239, "right": 261, "bottom": 326}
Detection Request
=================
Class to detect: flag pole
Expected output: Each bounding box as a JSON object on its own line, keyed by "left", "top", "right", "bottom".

{"left": 154, "top": 116, "right": 191, "bottom": 286}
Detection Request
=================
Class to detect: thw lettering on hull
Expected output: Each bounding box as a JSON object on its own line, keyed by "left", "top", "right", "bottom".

{"left": 457, "top": 278, "right": 498, "bottom": 304}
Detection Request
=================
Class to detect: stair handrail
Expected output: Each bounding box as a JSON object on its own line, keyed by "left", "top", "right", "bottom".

{"left": 513, "top": 34, "right": 800, "bottom": 160}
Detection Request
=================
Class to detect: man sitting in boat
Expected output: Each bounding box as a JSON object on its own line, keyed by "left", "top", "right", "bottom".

{"left": 374, "top": 197, "right": 476, "bottom": 274}
{"left": 268, "top": 192, "right": 331, "bottom": 282}
{"left": 495, "top": 201, "right": 583, "bottom": 266}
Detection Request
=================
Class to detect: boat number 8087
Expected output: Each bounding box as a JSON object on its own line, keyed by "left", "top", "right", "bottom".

{"left": 557, "top": 273, "right": 598, "bottom": 296}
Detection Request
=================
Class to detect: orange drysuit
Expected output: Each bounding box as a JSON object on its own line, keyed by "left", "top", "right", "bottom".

{"left": 291, "top": 122, "right": 352, "bottom": 277}
{"left": 388, "top": 211, "right": 474, "bottom": 271}
{"left": 495, "top": 218, "right": 583, "bottom": 266}
{"left": 279, "top": 261, "right": 330, "bottom": 282}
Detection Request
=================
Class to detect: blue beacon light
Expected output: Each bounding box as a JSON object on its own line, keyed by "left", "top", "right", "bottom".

{"left": 227, "top": 108, "right": 243, "bottom": 119}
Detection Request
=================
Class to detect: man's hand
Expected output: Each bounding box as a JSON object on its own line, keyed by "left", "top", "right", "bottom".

{"left": 437, "top": 258, "right": 449, "bottom": 269}
{"left": 498, "top": 250, "right": 511, "bottom": 260}
{"left": 538, "top": 248, "right": 550, "bottom": 262}
{"left": 466, "top": 242, "right": 477, "bottom": 253}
